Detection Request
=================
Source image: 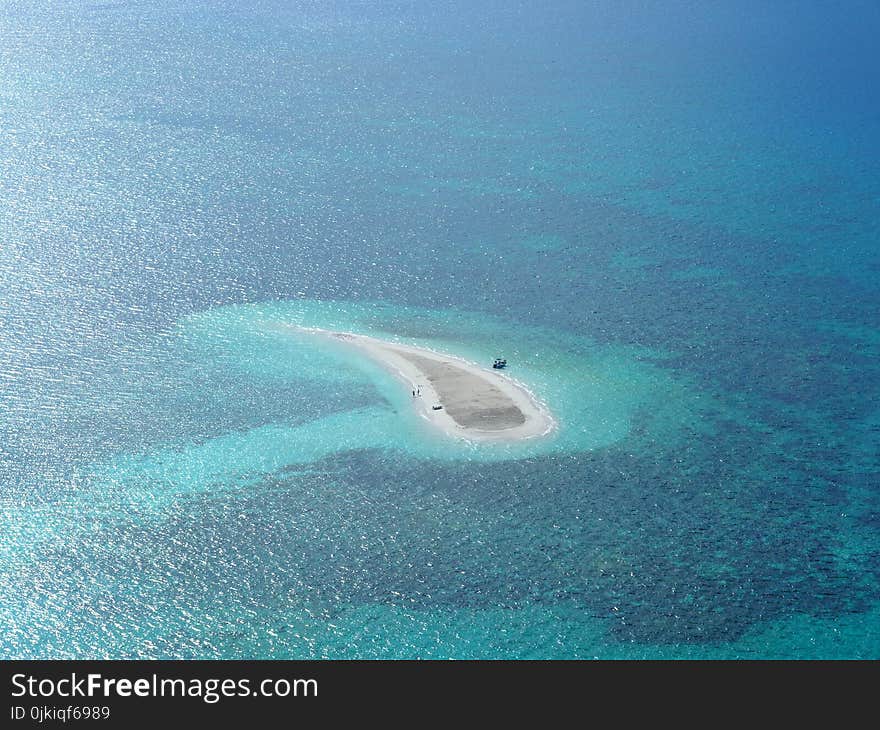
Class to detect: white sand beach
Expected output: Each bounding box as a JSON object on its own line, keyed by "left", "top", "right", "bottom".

{"left": 287, "top": 325, "right": 556, "bottom": 443}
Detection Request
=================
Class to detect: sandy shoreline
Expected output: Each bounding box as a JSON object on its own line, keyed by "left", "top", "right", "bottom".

{"left": 285, "top": 325, "right": 556, "bottom": 443}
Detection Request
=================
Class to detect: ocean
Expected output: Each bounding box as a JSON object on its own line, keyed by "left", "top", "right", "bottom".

{"left": 1, "top": 0, "right": 878, "bottom": 658}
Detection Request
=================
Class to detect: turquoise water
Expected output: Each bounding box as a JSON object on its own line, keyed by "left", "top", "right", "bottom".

{"left": 1, "top": 1, "right": 878, "bottom": 658}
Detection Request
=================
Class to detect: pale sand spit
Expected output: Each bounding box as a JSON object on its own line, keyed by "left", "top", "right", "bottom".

{"left": 284, "top": 324, "right": 556, "bottom": 443}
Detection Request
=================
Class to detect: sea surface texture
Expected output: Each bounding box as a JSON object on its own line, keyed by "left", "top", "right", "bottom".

{"left": 1, "top": 0, "right": 878, "bottom": 658}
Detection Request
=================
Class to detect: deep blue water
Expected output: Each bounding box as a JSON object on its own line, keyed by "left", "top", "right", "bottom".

{"left": 1, "top": 0, "right": 878, "bottom": 658}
